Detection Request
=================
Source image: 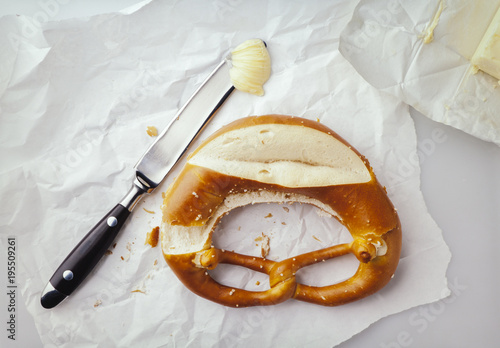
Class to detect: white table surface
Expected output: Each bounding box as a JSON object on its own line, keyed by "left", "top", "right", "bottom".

{"left": 1, "top": 1, "right": 499, "bottom": 347}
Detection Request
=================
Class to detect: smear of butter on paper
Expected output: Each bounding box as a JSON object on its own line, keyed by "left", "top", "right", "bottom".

{"left": 421, "top": 0, "right": 446, "bottom": 44}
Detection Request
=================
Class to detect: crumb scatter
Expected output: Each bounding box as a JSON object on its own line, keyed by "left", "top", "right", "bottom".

{"left": 146, "top": 126, "right": 158, "bottom": 137}
{"left": 145, "top": 226, "right": 160, "bottom": 247}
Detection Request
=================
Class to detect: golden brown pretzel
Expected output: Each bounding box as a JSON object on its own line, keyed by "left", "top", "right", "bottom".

{"left": 161, "top": 115, "right": 401, "bottom": 307}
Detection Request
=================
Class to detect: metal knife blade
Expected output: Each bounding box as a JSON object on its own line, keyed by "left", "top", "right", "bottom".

{"left": 41, "top": 58, "right": 235, "bottom": 309}
{"left": 135, "top": 60, "right": 234, "bottom": 190}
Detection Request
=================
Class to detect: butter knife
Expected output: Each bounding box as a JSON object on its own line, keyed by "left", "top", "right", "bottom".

{"left": 41, "top": 59, "right": 235, "bottom": 309}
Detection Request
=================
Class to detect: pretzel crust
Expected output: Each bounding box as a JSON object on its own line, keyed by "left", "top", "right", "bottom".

{"left": 161, "top": 115, "right": 402, "bottom": 307}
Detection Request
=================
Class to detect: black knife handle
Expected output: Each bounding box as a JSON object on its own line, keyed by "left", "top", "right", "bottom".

{"left": 41, "top": 180, "right": 149, "bottom": 308}
{"left": 48, "top": 204, "right": 130, "bottom": 296}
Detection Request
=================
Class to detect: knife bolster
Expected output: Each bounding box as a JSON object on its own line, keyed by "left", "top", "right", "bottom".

{"left": 120, "top": 178, "right": 150, "bottom": 211}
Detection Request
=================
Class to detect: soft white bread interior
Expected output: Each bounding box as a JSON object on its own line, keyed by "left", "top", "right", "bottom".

{"left": 188, "top": 123, "right": 371, "bottom": 188}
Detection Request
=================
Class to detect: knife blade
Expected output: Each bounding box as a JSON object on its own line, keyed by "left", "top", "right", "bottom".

{"left": 41, "top": 59, "right": 235, "bottom": 309}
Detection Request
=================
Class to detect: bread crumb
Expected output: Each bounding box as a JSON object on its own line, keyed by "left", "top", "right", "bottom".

{"left": 312, "top": 235, "right": 322, "bottom": 243}
{"left": 260, "top": 233, "right": 270, "bottom": 258}
{"left": 264, "top": 213, "right": 273, "bottom": 218}
{"left": 146, "top": 126, "right": 158, "bottom": 137}
{"left": 145, "top": 226, "right": 160, "bottom": 248}
{"left": 131, "top": 289, "right": 146, "bottom": 294}
{"left": 255, "top": 281, "right": 261, "bottom": 286}
{"left": 94, "top": 299, "right": 102, "bottom": 308}
{"left": 143, "top": 208, "right": 155, "bottom": 214}
{"left": 105, "top": 250, "right": 113, "bottom": 256}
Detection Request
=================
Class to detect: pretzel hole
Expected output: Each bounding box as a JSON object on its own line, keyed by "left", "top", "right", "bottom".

{"left": 294, "top": 253, "right": 358, "bottom": 287}
{"left": 208, "top": 264, "right": 271, "bottom": 291}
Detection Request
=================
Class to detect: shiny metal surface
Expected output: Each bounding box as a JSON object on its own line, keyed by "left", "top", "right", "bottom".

{"left": 134, "top": 60, "right": 235, "bottom": 189}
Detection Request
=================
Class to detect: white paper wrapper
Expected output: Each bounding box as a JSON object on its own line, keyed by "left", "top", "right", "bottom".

{"left": 339, "top": 0, "right": 500, "bottom": 146}
{"left": 0, "top": 0, "right": 451, "bottom": 347}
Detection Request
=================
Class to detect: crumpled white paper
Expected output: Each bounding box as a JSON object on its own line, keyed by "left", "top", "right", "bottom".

{"left": 339, "top": 0, "right": 500, "bottom": 146}
{"left": 0, "top": 0, "right": 451, "bottom": 347}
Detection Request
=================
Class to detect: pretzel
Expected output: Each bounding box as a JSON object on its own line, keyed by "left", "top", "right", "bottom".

{"left": 161, "top": 115, "right": 401, "bottom": 307}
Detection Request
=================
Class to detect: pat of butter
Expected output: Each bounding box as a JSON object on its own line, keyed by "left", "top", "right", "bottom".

{"left": 229, "top": 39, "right": 271, "bottom": 96}
{"left": 471, "top": 7, "right": 500, "bottom": 80}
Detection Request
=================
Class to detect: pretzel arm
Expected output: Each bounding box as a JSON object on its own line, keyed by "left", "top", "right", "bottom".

{"left": 294, "top": 226, "right": 402, "bottom": 306}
